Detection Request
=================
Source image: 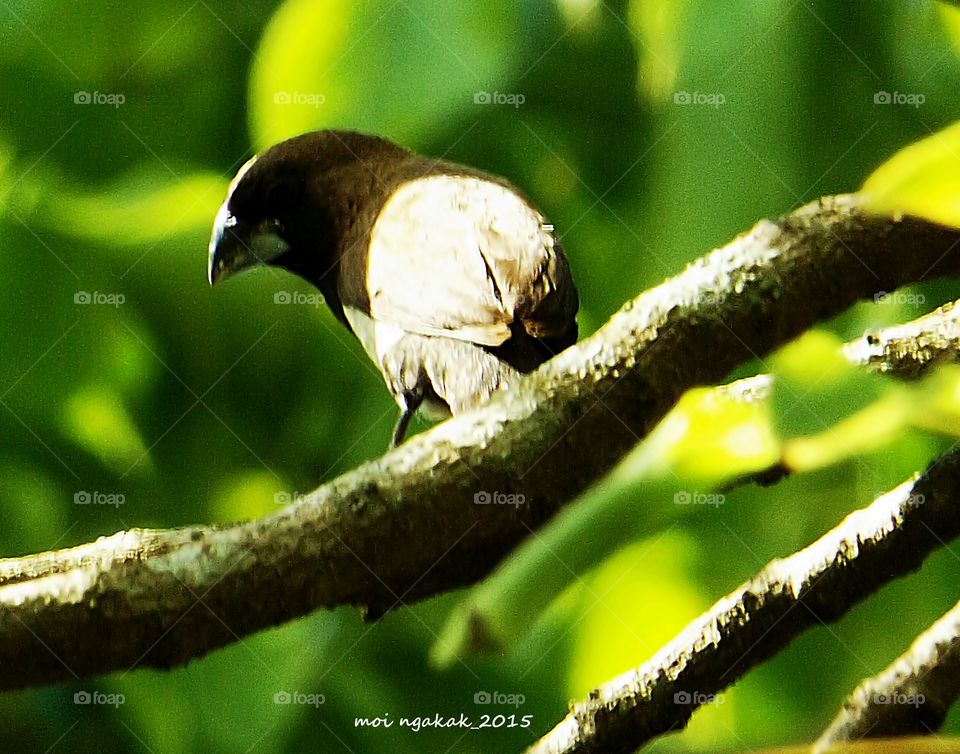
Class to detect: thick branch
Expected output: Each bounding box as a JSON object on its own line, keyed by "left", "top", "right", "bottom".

{"left": 814, "top": 599, "right": 960, "bottom": 752}
{"left": 1, "top": 195, "right": 959, "bottom": 691}
{"left": 527, "top": 450, "right": 960, "bottom": 754}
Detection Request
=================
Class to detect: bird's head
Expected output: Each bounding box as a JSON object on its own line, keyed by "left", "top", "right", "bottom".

{"left": 207, "top": 130, "right": 409, "bottom": 286}
{"left": 208, "top": 154, "right": 286, "bottom": 285}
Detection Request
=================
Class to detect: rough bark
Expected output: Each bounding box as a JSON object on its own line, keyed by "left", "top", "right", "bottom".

{"left": 527, "top": 453, "right": 960, "bottom": 754}
{"left": 1, "top": 194, "right": 959, "bottom": 692}
{"left": 814, "top": 599, "right": 960, "bottom": 752}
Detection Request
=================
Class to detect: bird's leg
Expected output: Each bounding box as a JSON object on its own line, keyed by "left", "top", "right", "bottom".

{"left": 390, "top": 393, "right": 423, "bottom": 448}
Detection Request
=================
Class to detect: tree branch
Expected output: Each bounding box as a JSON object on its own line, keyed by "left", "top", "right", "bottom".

{"left": 813, "top": 598, "right": 960, "bottom": 752}
{"left": 844, "top": 300, "right": 960, "bottom": 379}
{"left": 1, "top": 195, "right": 959, "bottom": 691}
{"left": 527, "top": 450, "right": 960, "bottom": 754}
{"left": 717, "top": 298, "right": 960, "bottom": 490}
{"left": 438, "top": 300, "right": 960, "bottom": 663}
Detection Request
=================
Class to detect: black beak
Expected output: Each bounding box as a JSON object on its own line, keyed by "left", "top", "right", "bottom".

{"left": 208, "top": 207, "right": 240, "bottom": 285}
{"left": 208, "top": 205, "right": 290, "bottom": 285}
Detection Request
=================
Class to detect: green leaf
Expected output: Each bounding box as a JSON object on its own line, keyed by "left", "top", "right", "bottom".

{"left": 782, "top": 393, "right": 911, "bottom": 472}
{"left": 208, "top": 471, "right": 290, "bottom": 522}
{"left": 115, "top": 613, "right": 345, "bottom": 754}
{"left": 940, "top": 3, "right": 960, "bottom": 58}
{"left": 907, "top": 364, "right": 960, "bottom": 436}
{"left": 60, "top": 386, "right": 151, "bottom": 475}
{"left": 0, "top": 139, "right": 13, "bottom": 212}
{"left": 249, "top": 0, "right": 523, "bottom": 150}
{"left": 633, "top": 381, "right": 778, "bottom": 482}
{"left": 0, "top": 461, "right": 70, "bottom": 554}
{"left": 37, "top": 172, "right": 226, "bottom": 246}
{"left": 770, "top": 330, "right": 885, "bottom": 439}
{"left": 430, "top": 475, "right": 678, "bottom": 667}
{"left": 861, "top": 119, "right": 960, "bottom": 230}
{"left": 626, "top": 0, "right": 689, "bottom": 103}
{"left": 431, "top": 380, "right": 777, "bottom": 665}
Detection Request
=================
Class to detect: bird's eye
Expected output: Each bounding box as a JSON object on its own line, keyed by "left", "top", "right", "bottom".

{"left": 269, "top": 218, "right": 285, "bottom": 235}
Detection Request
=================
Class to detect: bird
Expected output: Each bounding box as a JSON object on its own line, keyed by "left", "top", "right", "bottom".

{"left": 208, "top": 130, "right": 579, "bottom": 446}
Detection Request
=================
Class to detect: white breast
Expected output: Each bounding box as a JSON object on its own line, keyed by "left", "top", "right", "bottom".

{"left": 343, "top": 304, "right": 406, "bottom": 367}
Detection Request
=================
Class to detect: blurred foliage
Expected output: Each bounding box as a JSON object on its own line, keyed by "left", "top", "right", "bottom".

{"left": 862, "top": 119, "right": 960, "bottom": 229}
{"left": 432, "top": 330, "right": 960, "bottom": 665}
{"left": 2, "top": 0, "right": 960, "bottom": 752}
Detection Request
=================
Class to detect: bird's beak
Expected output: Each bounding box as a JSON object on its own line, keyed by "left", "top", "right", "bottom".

{"left": 208, "top": 203, "right": 290, "bottom": 285}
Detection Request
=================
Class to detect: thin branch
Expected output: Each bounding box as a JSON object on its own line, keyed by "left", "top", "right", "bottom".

{"left": 814, "top": 599, "right": 960, "bottom": 752}
{"left": 717, "top": 299, "right": 960, "bottom": 409}
{"left": 718, "top": 298, "right": 960, "bottom": 491}
{"left": 844, "top": 300, "right": 960, "bottom": 379}
{"left": 527, "top": 449, "right": 960, "bottom": 754}
{"left": 722, "top": 299, "right": 960, "bottom": 409}
{"left": 1, "top": 195, "right": 959, "bottom": 691}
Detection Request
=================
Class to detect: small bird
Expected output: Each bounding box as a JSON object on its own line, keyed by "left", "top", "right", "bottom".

{"left": 208, "top": 130, "right": 579, "bottom": 446}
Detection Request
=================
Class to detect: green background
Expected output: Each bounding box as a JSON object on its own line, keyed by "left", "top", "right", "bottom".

{"left": 1, "top": 0, "right": 960, "bottom": 751}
